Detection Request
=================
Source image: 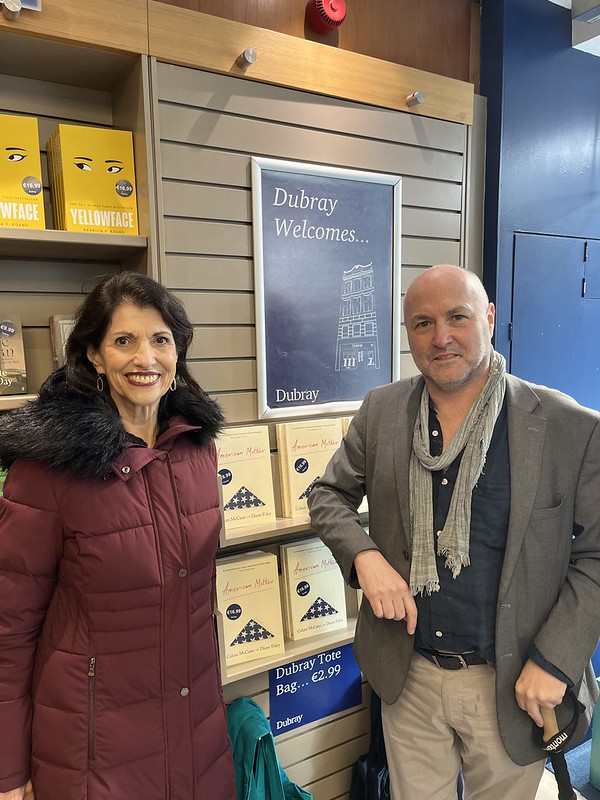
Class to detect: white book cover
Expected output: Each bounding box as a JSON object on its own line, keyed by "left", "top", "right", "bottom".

{"left": 276, "top": 417, "right": 343, "bottom": 518}
{"left": 217, "top": 425, "right": 276, "bottom": 532}
{"left": 215, "top": 551, "right": 284, "bottom": 665}
{"left": 280, "top": 537, "right": 347, "bottom": 640}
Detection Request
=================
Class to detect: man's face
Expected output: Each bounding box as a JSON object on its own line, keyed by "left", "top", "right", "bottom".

{"left": 404, "top": 268, "right": 495, "bottom": 395}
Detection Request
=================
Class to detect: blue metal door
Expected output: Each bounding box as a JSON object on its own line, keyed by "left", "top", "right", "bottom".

{"left": 510, "top": 233, "right": 600, "bottom": 411}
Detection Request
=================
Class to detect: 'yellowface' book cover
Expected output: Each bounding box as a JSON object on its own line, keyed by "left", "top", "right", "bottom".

{"left": 217, "top": 425, "right": 276, "bottom": 534}
{"left": 47, "top": 124, "right": 138, "bottom": 234}
{"left": 0, "top": 314, "right": 27, "bottom": 394}
{"left": 276, "top": 417, "right": 343, "bottom": 518}
{"left": 280, "top": 537, "right": 347, "bottom": 641}
{"left": 215, "top": 551, "right": 285, "bottom": 666}
{"left": 0, "top": 114, "right": 45, "bottom": 229}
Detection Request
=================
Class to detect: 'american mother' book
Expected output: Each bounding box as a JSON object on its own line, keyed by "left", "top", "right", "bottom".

{"left": 276, "top": 417, "right": 343, "bottom": 518}
{"left": 216, "top": 425, "right": 276, "bottom": 534}
{"left": 280, "top": 537, "right": 347, "bottom": 641}
{"left": 215, "top": 551, "right": 285, "bottom": 666}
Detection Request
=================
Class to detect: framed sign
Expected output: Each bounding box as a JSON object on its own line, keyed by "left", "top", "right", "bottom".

{"left": 252, "top": 157, "right": 402, "bottom": 419}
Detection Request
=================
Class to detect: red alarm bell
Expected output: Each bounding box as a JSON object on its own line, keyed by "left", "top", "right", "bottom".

{"left": 305, "top": 0, "right": 347, "bottom": 35}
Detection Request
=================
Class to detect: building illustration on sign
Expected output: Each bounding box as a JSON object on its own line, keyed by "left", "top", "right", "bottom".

{"left": 335, "top": 262, "right": 380, "bottom": 372}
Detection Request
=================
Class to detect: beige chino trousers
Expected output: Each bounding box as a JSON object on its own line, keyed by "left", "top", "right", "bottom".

{"left": 380, "top": 652, "right": 545, "bottom": 800}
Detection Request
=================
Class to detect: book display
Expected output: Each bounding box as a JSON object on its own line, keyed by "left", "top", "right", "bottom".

{"left": 0, "top": 113, "right": 45, "bottom": 230}
{"left": 49, "top": 315, "right": 76, "bottom": 369}
{"left": 217, "top": 425, "right": 276, "bottom": 535}
{"left": 46, "top": 124, "right": 139, "bottom": 234}
{"left": 215, "top": 550, "right": 285, "bottom": 666}
{"left": 0, "top": 314, "right": 27, "bottom": 395}
{"left": 280, "top": 537, "right": 347, "bottom": 641}
{"left": 276, "top": 417, "right": 343, "bottom": 518}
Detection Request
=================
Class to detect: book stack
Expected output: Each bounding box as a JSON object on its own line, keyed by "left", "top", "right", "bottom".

{"left": 215, "top": 550, "right": 285, "bottom": 666}
{"left": 46, "top": 124, "right": 138, "bottom": 234}
{"left": 49, "top": 315, "right": 76, "bottom": 369}
{"left": 216, "top": 425, "right": 276, "bottom": 535}
{"left": 279, "top": 537, "right": 347, "bottom": 641}
{"left": 276, "top": 417, "right": 343, "bottom": 518}
{"left": 0, "top": 113, "right": 45, "bottom": 230}
{"left": 0, "top": 314, "right": 27, "bottom": 395}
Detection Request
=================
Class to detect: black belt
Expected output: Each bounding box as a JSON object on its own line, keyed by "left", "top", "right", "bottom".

{"left": 416, "top": 648, "right": 488, "bottom": 670}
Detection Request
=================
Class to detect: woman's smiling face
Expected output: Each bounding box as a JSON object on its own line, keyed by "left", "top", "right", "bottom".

{"left": 87, "top": 302, "right": 177, "bottom": 422}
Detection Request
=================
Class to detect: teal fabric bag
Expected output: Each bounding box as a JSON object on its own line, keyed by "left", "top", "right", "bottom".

{"left": 227, "top": 697, "right": 312, "bottom": 800}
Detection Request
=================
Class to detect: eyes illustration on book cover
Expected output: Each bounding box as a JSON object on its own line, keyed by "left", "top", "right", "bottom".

{"left": 71, "top": 154, "right": 134, "bottom": 198}
{"left": 2, "top": 147, "right": 42, "bottom": 197}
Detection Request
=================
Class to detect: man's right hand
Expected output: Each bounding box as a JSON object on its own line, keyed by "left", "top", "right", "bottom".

{"left": 354, "top": 550, "right": 418, "bottom": 634}
{"left": 0, "top": 781, "right": 35, "bottom": 800}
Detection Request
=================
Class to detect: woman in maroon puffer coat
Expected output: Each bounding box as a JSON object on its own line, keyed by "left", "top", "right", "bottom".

{"left": 0, "top": 272, "right": 235, "bottom": 800}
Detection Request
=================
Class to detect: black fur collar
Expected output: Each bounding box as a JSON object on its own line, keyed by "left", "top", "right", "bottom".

{"left": 0, "top": 369, "right": 223, "bottom": 479}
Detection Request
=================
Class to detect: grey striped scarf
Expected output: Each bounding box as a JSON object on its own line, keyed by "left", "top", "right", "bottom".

{"left": 408, "top": 351, "right": 506, "bottom": 596}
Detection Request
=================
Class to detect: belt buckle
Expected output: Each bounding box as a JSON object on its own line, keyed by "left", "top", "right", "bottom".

{"left": 433, "top": 652, "right": 468, "bottom": 669}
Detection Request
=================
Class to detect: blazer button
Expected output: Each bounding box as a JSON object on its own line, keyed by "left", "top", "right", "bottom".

{"left": 403, "top": 550, "right": 410, "bottom": 560}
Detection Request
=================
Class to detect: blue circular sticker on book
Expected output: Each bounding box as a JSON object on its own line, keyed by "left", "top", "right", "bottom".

{"left": 294, "top": 458, "right": 309, "bottom": 474}
{"left": 296, "top": 581, "right": 310, "bottom": 597}
{"left": 0, "top": 320, "right": 16, "bottom": 338}
{"left": 219, "top": 468, "right": 233, "bottom": 485}
{"left": 226, "top": 603, "right": 242, "bottom": 621}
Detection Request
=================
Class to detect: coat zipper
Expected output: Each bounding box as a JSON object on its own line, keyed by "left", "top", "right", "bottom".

{"left": 88, "top": 657, "right": 96, "bottom": 761}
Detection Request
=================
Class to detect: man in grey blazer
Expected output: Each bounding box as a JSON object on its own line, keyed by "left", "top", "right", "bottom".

{"left": 308, "top": 265, "right": 600, "bottom": 799}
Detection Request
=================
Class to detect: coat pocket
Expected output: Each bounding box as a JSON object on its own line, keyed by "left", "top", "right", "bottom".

{"left": 88, "top": 657, "right": 96, "bottom": 761}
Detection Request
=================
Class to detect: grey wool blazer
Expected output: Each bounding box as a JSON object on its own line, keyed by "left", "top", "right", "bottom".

{"left": 308, "top": 373, "right": 600, "bottom": 766}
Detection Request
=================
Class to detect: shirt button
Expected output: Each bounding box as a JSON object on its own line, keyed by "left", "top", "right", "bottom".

{"left": 441, "top": 478, "right": 448, "bottom": 486}
{"left": 180, "top": 687, "right": 190, "bottom": 697}
{"left": 435, "top": 630, "right": 443, "bottom": 638}
{"left": 121, "top": 466, "right": 131, "bottom": 474}
{"left": 178, "top": 568, "right": 188, "bottom": 578}
{"left": 432, "top": 430, "right": 439, "bottom": 437}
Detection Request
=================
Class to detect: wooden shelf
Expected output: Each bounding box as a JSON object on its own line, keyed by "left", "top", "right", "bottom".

{"left": 218, "top": 615, "right": 358, "bottom": 686}
{"left": 0, "top": 229, "right": 147, "bottom": 261}
{"left": 0, "top": 394, "right": 36, "bottom": 411}
{"left": 219, "top": 515, "right": 314, "bottom": 548}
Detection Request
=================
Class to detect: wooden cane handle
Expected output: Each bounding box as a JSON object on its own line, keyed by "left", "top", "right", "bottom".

{"left": 541, "top": 706, "right": 560, "bottom": 740}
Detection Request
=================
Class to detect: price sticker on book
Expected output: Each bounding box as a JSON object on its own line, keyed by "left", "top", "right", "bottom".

{"left": 269, "top": 643, "right": 361, "bottom": 735}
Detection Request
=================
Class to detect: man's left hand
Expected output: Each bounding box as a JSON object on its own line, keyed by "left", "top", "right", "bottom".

{"left": 514, "top": 659, "right": 567, "bottom": 727}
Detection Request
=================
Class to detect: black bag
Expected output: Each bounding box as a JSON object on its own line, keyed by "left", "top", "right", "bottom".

{"left": 349, "top": 691, "right": 391, "bottom": 800}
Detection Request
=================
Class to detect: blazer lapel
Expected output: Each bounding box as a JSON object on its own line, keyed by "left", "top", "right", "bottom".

{"left": 498, "top": 376, "right": 547, "bottom": 601}
{"left": 394, "top": 376, "right": 423, "bottom": 543}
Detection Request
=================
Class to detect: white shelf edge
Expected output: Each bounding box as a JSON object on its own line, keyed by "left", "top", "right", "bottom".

{"left": 0, "top": 393, "right": 37, "bottom": 410}
{"left": 219, "top": 515, "right": 314, "bottom": 547}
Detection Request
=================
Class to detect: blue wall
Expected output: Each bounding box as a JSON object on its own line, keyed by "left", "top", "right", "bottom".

{"left": 480, "top": 0, "right": 600, "bottom": 358}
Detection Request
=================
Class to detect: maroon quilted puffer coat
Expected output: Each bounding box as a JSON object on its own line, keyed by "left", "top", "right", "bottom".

{"left": 0, "top": 373, "right": 235, "bottom": 800}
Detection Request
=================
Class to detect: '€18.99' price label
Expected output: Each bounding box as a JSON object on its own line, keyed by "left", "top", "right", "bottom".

{"left": 268, "top": 644, "right": 361, "bottom": 735}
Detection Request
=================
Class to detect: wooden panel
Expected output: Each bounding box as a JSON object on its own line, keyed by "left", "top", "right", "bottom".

{"left": 0, "top": 75, "right": 114, "bottom": 126}
{"left": 189, "top": 326, "right": 255, "bottom": 359}
{"left": 188, "top": 359, "right": 255, "bottom": 392}
{"left": 276, "top": 708, "right": 369, "bottom": 766}
{"left": 22, "top": 327, "right": 54, "bottom": 394}
{"left": 164, "top": 219, "right": 252, "bottom": 257}
{"left": 156, "top": 62, "right": 467, "bottom": 153}
{"left": 8, "top": 293, "right": 96, "bottom": 327}
{"left": 402, "top": 208, "right": 461, "bottom": 241}
{"left": 0, "top": 261, "right": 116, "bottom": 292}
{"left": 286, "top": 737, "right": 368, "bottom": 787}
{"left": 402, "top": 239, "right": 461, "bottom": 266}
{"left": 305, "top": 766, "right": 354, "bottom": 800}
{"left": 165, "top": 255, "right": 253, "bottom": 291}
{"left": 157, "top": 105, "right": 465, "bottom": 183}
{"left": 0, "top": 0, "right": 148, "bottom": 55}
{"left": 148, "top": 4, "right": 474, "bottom": 125}
{"left": 175, "top": 291, "right": 254, "bottom": 325}
{"left": 401, "top": 266, "right": 428, "bottom": 293}
{"left": 158, "top": 0, "right": 474, "bottom": 85}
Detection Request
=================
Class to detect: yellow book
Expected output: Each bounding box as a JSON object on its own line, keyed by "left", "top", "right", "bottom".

{"left": 215, "top": 551, "right": 285, "bottom": 666}
{"left": 276, "top": 417, "right": 343, "bottom": 518}
{"left": 0, "top": 314, "right": 27, "bottom": 395}
{"left": 0, "top": 113, "right": 45, "bottom": 230}
{"left": 280, "top": 537, "right": 347, "bottom": 641}
{"left": 47, "top": 124, "right": 138, "bottom": 234}
{"left": 216, "top": 425, "right": 276, "bottom": 535}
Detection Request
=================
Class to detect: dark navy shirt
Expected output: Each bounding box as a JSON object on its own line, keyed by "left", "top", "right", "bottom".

{"left": 414, "top": 400, "right": 510, "bottom": 663}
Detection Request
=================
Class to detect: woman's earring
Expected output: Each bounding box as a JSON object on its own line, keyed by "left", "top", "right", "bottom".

{"left": 170, "top": 378, "right": 177, "bottom": 392}
{"left": 96, "top": 375, "right": 104, "bottom": 392}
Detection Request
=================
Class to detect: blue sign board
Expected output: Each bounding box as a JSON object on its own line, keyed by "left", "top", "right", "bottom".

{"left": 269, "top": 643, "right": 362, "bottom": 736}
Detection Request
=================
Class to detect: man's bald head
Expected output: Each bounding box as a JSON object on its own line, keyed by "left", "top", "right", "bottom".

{"left": 404, "top": 265, "right": 490, "bottom": 318}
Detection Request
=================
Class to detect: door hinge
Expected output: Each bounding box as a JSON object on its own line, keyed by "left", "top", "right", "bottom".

{"left": 508, "top": 322, "right": 513, "bottom": 341}
{"left": 582, "top": 276, "right": 587, "bottom": 298}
